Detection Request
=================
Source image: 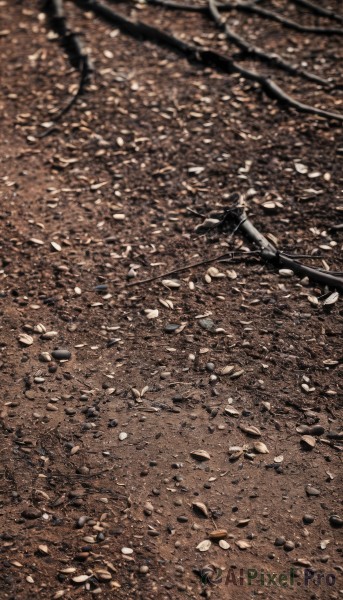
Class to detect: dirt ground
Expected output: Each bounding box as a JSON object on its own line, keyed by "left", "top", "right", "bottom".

{"left": 0, "top": 1, "right": 342, "bottom": 599}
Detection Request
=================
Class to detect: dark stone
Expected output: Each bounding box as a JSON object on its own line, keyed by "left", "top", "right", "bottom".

{"left": 52, "top": 349, "right": 71, "bottom": 361}
{"left": 329, "top": 515, "right": 343, "bottom": 529}
{"left": 303, "top": 514, "right": 315, "bottom": 525}
{"left": 21, "top": 508, "right": 42, "bottom": 520}
{"left": 164, "top": 324, "right": 180, "bottom": 333}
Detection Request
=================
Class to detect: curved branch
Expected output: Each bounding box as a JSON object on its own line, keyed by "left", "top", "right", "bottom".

{"left": 124, "top": 0, "right": 343, "bottom": 35}
{"left": 227, "top": 2, "right": 343, "bottom": 36}
{"left": 76, "top": 0, "right": 343, "bottom": 122}
{"left": 288, "top": 0, "right": 343, "bottom": 24}
{"left": 46, "top": 0, "right": 92, "bottom": 73}
{"left": 44, "top": 0, "right": 93, "bottom": 120}
{"left": 143, "top": 0, "right": 207, "bottom": 12}
{"left": 208, "top": 0, "right": 330, "bottom": 87}
{"left": 228, "top": 205, "right": 343, "bottom": 292}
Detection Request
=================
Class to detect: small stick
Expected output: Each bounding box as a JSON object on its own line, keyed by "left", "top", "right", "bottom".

{"left": 126, "top": 251, "right": 259, "bottom": 287}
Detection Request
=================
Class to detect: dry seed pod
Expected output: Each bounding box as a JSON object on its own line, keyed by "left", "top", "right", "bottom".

{"left": 279, "top": 269, "right": 294, "bottom": 277}
{"left": 253, "top": 442, "right": 269, "bottom": 454}
{"left": 262, "top": 201, "right": 276, "bottom": 212}
{"left": 237, "top": 519, "right": 250, "bottom": 527}
{"left": 59, "top": 568, "right": 76, "bottom": 574}
{"left": 190, "top": 449, "right": 210, "bottom": 461}
{"left": 235, "top": 540, "right": 251, "bottom": 550}
{"left": 229, "top": 450, "right": 243, "bottom": 461}
{"left": 230, "top": 369, "right": 244, "bottom": 379}
{"left": 95, "top": 570, "right": 112, "bottom": 581}
{"left": 226, "top": 270, "right": 237, "bottom": 280}
{"left": 72, "top": 575, "right": 90, "bottom": 583}
{"left": 196, "top": 540, "right": 212, "bottom": 552}
{"left": 162, "top": 279, "right": 181, "bottom": 288}
{"left": 51, "top": 241, "right": 61, "bottom": 251}
{"left": 221, "top": 365, "right": 235, "bottom": 375}
{"left": 18, "top": 334, "right": 34, "bottom": 346}
{"left": 301, "top": 435, "right": 316, "bottom": 449}
{"left": 239, "top": 424, "right": 261, "bottom": 437}
{"left": 294, "top": 162, "right": 308, "bottom": 174}
{"left": 209, "top": 529, "right": 228, "bottom": 540}
{"left": 224, "top": 406, "right": 240, "bottom": 417}
{"left": 192, "top": 502, "right": 209, "bottom": 518}
{"left": 323, "top": 292, "right": 339, "bottom": 306}
{"left": 144, "top": 309, "right": 159, "bottom": 319}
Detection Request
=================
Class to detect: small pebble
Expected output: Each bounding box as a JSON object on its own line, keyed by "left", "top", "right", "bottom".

{"left": 52, "top": 349, "right": 71, "bottom": 361}
{"left": 303, "top": 514, "right": 315, "bottom": 525}
{"left": 329, "top": 515, "right": 343, "bottom": 529}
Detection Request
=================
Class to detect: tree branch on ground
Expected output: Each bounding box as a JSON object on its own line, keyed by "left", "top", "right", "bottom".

{"left": 196, "top": 194, "right": 343, "bottom": 292}
{"left": 43, "top": 0, "right": 93, "bottom": 121}
{"left": 208, "top": 0, "right": 331, "bottom": 87}
{"left": 138, "top": 0, "right": 343, "bottom": 35}
{"left": 71, "top": 0, "right": 343, "bottom": 122}
{"left": 288, "top": 0, "right": 343, "bottom": 24}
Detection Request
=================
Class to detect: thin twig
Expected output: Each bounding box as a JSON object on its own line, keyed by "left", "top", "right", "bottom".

{"left": 126, "top": 251, "right": 259, "bottom": 287}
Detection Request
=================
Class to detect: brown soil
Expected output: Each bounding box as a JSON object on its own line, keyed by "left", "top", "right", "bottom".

{"left": 0, "top": 2, "right": 342, "bottom": 600}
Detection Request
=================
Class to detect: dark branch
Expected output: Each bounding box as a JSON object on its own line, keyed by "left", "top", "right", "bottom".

{"left": 211, "top": 201, "right": 343, "bottom": 292}
{"left": 208, "top": 0, "right": 331, "bottom": 87}
{"left": 288, "top": 0, "right": 343, "bottom": 24}
{"left": 74, "top": 0, "right": 343, "bottom": 122}
{"left": 126, "top": 0, "right": 343, "bottom": 35}
{"left": 225, "top": 2, "right": 343, "bottom": 36}
{"left": 43, "top": 0, "right": 93, "bottom": 120}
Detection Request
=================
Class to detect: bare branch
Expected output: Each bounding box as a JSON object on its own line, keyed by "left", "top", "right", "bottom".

{"left": 44, "top": 0, "right": 93, "bottom": 120}
{"left": 74, "top": 0, "right": 343, "bottom": 122}
{"left": 225, "top": 204, "right": 343, "bottom": 291}
{"left": 288, "top": 0, "right": 343, "bottom": 24}
{"left": 125, "top": 0, "right": 343, "bottom": 35}
{"left": 225, "top": 2, "right": 343, "bottom": 36}
{"left": 208, "top": 0, "right": 331, "bottom": 87}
